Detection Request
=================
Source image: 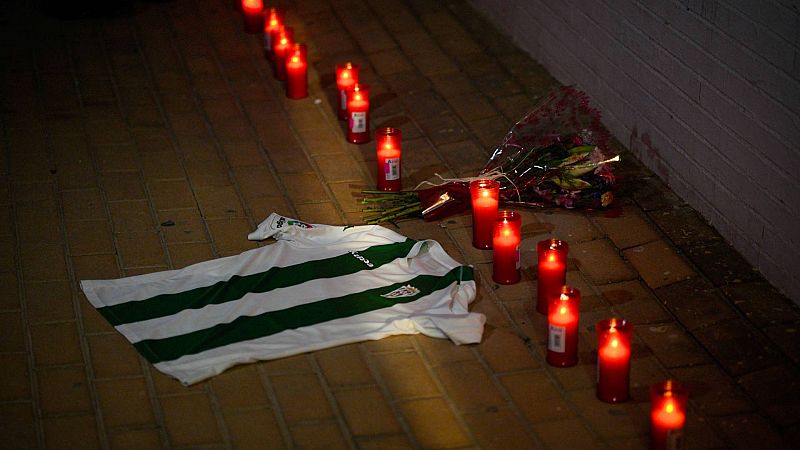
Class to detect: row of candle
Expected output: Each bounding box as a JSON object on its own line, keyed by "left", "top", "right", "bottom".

{"left": 242, "top": 5, "right": 686, "bottom": 447}
{"left": 238, "top": 3, "right": 309, "bottom": 99}
{"left": 467, "top": 180, "right": 686, "bottom": 448}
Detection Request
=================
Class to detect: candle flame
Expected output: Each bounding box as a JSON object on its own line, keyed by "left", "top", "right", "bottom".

{"left": 503, "top": 229, "right": 510, "bottom": 237}
{"left": 355, "top": 94, "right": 362, "bottom": 101}
{"left": 664, "top": 401, "right": 675, "bottom": 414}
{"left": 291, "top": 55, "right": 299, "bottom": 63}
{"left": 611, "top": 339, "right": 618, "bottom": 348}
{"left": 280, "top": 37, "right": 288, "bottom": 45}
{"left": 481, "top": 190, "right": 488, "bottom": 197}
{"left": 346, "top": 62, "right": 352, "bottom": 69}
{"left": 547, "top": 253, "right": 556, "bottom": 263}
{"left": 342, "top": 72, "right": 349, "bottom": 79}
{"left": 559, "top": 306, "right": 567, "bottom": 315}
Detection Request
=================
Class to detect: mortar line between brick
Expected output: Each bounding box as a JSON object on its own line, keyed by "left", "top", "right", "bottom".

{"left": 306, "top": 353, "right": 358, "bottom": 449}
{"left": 255, "top": 364, "right": 295, "bottom": 449}
{"left": 357, "top": 343, "right": 423, "bottom": 449}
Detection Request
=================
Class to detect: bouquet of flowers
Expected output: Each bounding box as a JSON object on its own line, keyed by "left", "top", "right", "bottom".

{"left": 362, "top": 87, "right": 619, "bottom": 224}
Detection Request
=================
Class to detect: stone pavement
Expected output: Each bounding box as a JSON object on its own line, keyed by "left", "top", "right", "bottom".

{"left": 1, "top": 0, "right": 799, "bottom": 448}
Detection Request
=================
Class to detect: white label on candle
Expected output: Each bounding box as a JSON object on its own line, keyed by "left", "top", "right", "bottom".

{"left": 384, "top": 158, "right": 399, "bottom": 180}
{"left": 351, "top": 111, "right": 366, "bottom": 133}
{"left": 340, "top": 90, "right": 347, "bottom": 111}
{"left": 548, "top": 324, "right": 566, "bottom": 353}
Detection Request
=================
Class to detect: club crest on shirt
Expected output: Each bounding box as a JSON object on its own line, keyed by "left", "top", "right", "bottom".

{"left": 381, "top": 285, "right": 420, "bottom": 299}
{"left": 274, "top": 216, "right": 312, "bottom": 230}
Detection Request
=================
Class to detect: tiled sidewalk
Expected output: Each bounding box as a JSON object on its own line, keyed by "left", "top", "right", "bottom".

{"left": 1, "top": 0, "right": 799, "bottom": 448}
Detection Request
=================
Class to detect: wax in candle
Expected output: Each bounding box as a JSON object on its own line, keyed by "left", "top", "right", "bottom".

{"left": 376, "top": 128, "right": 402, "bottom": 191}
{"left": 263, "top": 7, "right": 283, "bottom": 59}
{"left": 650, "top": 381, "right": 688, "bottom": 450}
{"left": 241, "top": 0, "right": 264, "bottom": 34}
{"left": 272, "top": 26, "right": 293, "bottom": 81}
{"left": 492, "top": 211, "right": 521, "bottom": 284}
{"left": 286, "top": 43, "right": 308, "bottom": 99}
{"left": 346, "top": 83, "right": 370, "bottom": 144}
{"left": 536, "top": 238, "right": 569, "bottom": 314}
{"left": 470, "top": 179, "right": 500, "bottom": 249}
{"left": 546, "top": 287, "right": 580, "bottom": 367}
{"left": 596, "top": 318, "right": 632, "bottom": 403}
{"left": 335, "top": 62, "right": 359, "bottom": 120}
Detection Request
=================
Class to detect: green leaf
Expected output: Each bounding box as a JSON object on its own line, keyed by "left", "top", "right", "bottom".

{"left": 551, "top": 176, "right": 592, "bottom": 190}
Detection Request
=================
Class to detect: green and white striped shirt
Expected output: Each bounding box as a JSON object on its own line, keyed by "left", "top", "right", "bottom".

{"left": 81, "top": 213, "right": 484, "bottom": 385}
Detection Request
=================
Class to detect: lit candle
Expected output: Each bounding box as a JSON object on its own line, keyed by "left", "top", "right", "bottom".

{"left": 492, "top": 210, "right": 521, "bottom": 284}
{"left": 241, "top": 0, "right": 264, "bottom": 34}
{"left": 335, "top": 62, "right": 359, "bottom": 120}
{"left": 536, "top": 238, "right": 569, "bottom": 314}
{"left": 375, "top": 127, "right": 402, "bottom": 191}
{"left": 469, "top": 179, "right": 500, "bottom": 249}
{"left": 272, "top": 26, "right": 293, "bottom": 81}
{"left": 262, "top": 7, "right": 283, "bottom": 59}
{"left": 596, "top": 318, "right": 632, "bottom": 403}
{"left": 650, "top": 380, "right": 688, "bottom": 450}
{"left": 546, "top": 286, "right": 580, "bottom": 367}
{"left": 285, "top": 43, "right": 308, "bottom": 99}
{"left": 346, "top": 83, "right": 370, "bottom": 144}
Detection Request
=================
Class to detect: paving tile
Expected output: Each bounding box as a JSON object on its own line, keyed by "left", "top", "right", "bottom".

{"left": 0, "top": 273, "right": 20, "bottom": 311}
{"left": 623, "top": 239, "right": 696, "bottom": 289}
{"left": 597, "top": 280, "right": 672, "bottom": 325}
{"left": 683, "top": 239, "right": 761, "bottom": 287}
{"left": 14, "top": 202, "right": 61, "bottom": 245}
{"left": 95, "top": 143, "right": 138, "bottom": 172}
{"left": 571, "top": 238, "right": 638, "bottom": 284}
{"left": 335, "top": 386, "right": 402, "bottom": 436}
{"left": 116, "top": 231, "right": 167, "bottom": 268}
{"left": 710, "top": 413, "right": 789, "bottom": 449}
{"left": 195, "top": 185, "right": 246, "bottom": 219}
{"left": 72, "top": 253, "right": 121, "bottom": 280}
{"left": 210, "top": 364, "right": 270, "bottom": 411}
{"left": 0, "top": 403, "right": 37, "bottom": 449}
{"left": 96, "top": 377, "right": 155, "bottom": 427}
{"left": 100, "top": 171, "right": 146, "bottom": 201}
{"left": 87, "top": 332, "right": 143, "bottom": 378}
{"left": 670, "top": 364, "right": 754, "bottom": 417}
{"left": 232, "top": 165, "right": 282, "bottom": 200}
{"left": 224, "top": 407, "right": 287, "bottom": 449}
{"left": 108, "top": 200, "right": 156, "bottom": 233}
{"left": 160, "top": 393, "right": 224, "bottom": 447}
{"left": 157, "top": 208, "right": 208, "bottom": 244}
{"left": 722, "top": 281, "right": 800, "bottom": 327}
{"left": 289, "top": 421, "right": 349, "bottom": 449}
{"left": 61, "top": 188, "right": 106, "bottom": 221}
{"left": 648, "top": 205, "right": 721, "bottom": 247}
{"left": 280, "top": 173, "right": 330, "bottom": 204}
{"left": 499, "top": 371, "right": 576, "bottom": 423}
{"left": 107, "top": 428, "right": 163, "bottom": 450}
{"left": 693, "top": 318, "right": 782, "bottom": 377}
{"left": 414, "top": 334, "right": 476, "bottom": 366}
{"left": 138, "top": 150, "right": 184, "bottom": 180}
{"left": 355, "top": 433, "right": 415, "bottom": 449}
{"left": 184, "top": 158, "right": 232, "bottom": 187}
{"left": 66, "top": 220, "right": 115, "bottom": 255}
{"left": 435, "top": 359, "right": 507, "bottom": 412}
{"left": 763, "top": 321, "right": 800, "bottom": 365}
{"left": 531, "top": 417, "right": 602, "bottom": 450}
{"left": 271, "top": 372, "right": 334, "bottom": 423}
{"left": 0, "top": 353, "right": 31, "bottom": 402}
{"left": 398, "top": 397, "right": 473, "bottom": 448}
{"left": 654, "top": 277, "right": 738, "bottom": 331}
{"left": 593, "top": 205, "right": 661, "bottom": 250}
{"left": 42, "top": 414, "right": 101, "bottom": 450}
{"left": 736, "top": 364, "right": 800, "bottom": 427}
{"left": 206, "top": 217, "right": 259, "bottom": 256}
{"left": 635, "top": 322, "right": 711, "bottom": 369}
{"left": 24, "top": 280, "right": 75, "bottom": 324}
{"left": 478, "top": 327, "right": 540, "bottom": 373}
{"left": 313, "top": 153, "right": 365, "bottom": 183}
{"left": 462, "top": 409, "right": 537, "bottom": 449}
{"left": 566, "top": 388, "right": 641, "bottom": 440}
{"left": 316, "top": 343, "right": 374, "bottom": 387}
{"left": 30, "top": 321, "right": 83, "bottom": 366}
{"left": 167, "top": 242, "right": 215, "bottom": 268}
{"left": 147, "top": 179, "right": 197, "bottom": 210}
{"left": 372, "top": 351, "right": 441, "bottom": 399}
{"left": 362, "top": 334, "right": 416, "bottom": 353}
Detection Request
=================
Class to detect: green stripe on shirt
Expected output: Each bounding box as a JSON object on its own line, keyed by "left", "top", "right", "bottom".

{"left": 134, "top": 265, "right": 474, "bottom": 364}
{"left": 98, "top": 239, "right": 417, "bottom": 326}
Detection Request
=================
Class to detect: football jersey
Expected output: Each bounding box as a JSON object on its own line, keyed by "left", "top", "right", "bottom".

{"left": 81, "top": 213, "right": 485, "bottom": 385}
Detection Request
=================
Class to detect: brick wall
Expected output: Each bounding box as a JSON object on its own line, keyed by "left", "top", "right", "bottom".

{"left": 471, "top": 0, "right": 800, "bottom": 303}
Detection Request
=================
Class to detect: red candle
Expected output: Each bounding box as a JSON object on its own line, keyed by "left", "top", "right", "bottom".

{"left": 536, "top": 238, "right": 569, "bottom": 314}
{"left": 547, "top": 286, "right": 580, "bottom": 367}
{"left": 272, "top": 26, "right": 293, "bottom": 81}
{"left": 492, "top": 210, "right": 521, "bottom": 284}
{"left": 470, "top": 179, "right": 500, "bottom": 249}
{"left": 241, "top": 0, "right": 263, "bottom": 34}
{"left": 650, "top": 380, "right": 688, "bottom": 450}
{"left": 346, "top": 83, "right": 370, "bottom": 144}
{"left": 262, "top": 7, "right": 283, "bottom": 59}
{"left": 375, "top": 128, "right": 402, "bottom": 191}
{"left": 335, "top": 62, "right": 359, "bottom": 120}
{"left": 285, "top": 43, "right": 308, "bottom": 99}
{"left": 596, "top": 318, "right": 632, "bottom": 403}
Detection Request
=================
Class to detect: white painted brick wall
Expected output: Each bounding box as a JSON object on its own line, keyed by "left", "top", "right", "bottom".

{"left": 471, "top": 0, "right": 800, "bottom": 303}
